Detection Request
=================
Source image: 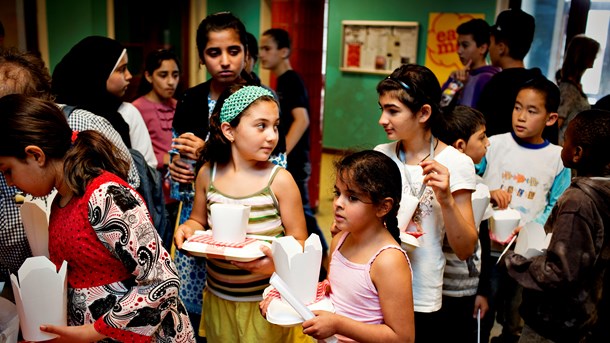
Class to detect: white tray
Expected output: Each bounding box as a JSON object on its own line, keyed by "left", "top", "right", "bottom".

{"left": 182, "top": 231, "right": 271, "bottom": 262}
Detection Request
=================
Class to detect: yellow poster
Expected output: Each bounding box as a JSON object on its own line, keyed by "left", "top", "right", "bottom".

{"left": 425, "top": 13, "right": 485, "bottom": 86}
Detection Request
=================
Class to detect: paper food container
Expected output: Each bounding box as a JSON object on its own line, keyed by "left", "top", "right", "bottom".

{"left": 0, "top": 297, "right": 19, "bottom": 343}
{"left": 490, "top": 208, "right": 521, "bottom": 243}
{"left": 10, "top": 256, "right": 67, "bottom": 342}
{"left": 19, "top": 191, "right": 57, "bottom": 258}
{"left": 272, "top": 234, "right": 322, "bottom": 304}
{"left": 514, "top": 222, "right": 552, "bottom": 259}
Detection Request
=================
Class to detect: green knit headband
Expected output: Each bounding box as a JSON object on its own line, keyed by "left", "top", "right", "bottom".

{"left": 220, "top": 86, "right": 274, "bottom": 123}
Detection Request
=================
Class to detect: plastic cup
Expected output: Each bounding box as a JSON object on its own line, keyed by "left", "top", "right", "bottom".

{"left": 210, "top": 203, "right": 250, "bottom": 243}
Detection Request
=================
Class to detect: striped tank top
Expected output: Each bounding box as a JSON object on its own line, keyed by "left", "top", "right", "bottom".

{"left": 205, "top": 163, "right": 285, "bottom": 301}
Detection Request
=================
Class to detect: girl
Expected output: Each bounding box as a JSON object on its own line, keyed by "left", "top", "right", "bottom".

{"left": 0, "top": 94, "right": 195, "bottom": 342}
{"left": 52, "top": 35, "right": 157, "bottom": 169}
{"left": 174, "top": 85, "right": 309, "bottom": 342}
{"left": 133, "top": 49, "right": 181, "bottom": 171}
{"left": 374, "top": 64, "right": 478, "bottom": 342}
{"left": 301, "top": 150, "right": 414, "bottom": 343}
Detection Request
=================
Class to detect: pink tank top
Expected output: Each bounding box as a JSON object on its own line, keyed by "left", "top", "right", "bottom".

{"left": 329, "top": 233, "right": 409, "bottom": 330}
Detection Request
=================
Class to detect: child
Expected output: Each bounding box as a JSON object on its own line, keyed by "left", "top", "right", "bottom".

{"left": 435, "top": 105, "right": 493, "bottom": 342}
{"left": 133, "top": 49, "right": 181, "bottom": 172}
{"left": 440, "top": 19, "right": 499, "bottom": 108}
{"left": 374, "top": 64, "right": 478, "bottom": 342}
{"left": 167, "top": 12, "right": 255, "bottom": 338}
{"left": 299, "top": 150, "right": 414, "bottom": 342}
{"left": 52, "top": 35, "right": 157, "bottom": 168}
{"left": 0, "top": 94, "right": 195, "bottom": 342}
{"left": 173, "top": 85, "right": 309, "bottom": 342}
{"left": 479, "top": 77, "right": 571, "bottom": 343}
{"left": 504, "top": 109, "right": 610, "bottom": 342}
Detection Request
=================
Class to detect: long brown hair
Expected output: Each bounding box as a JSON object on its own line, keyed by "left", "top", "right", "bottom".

{"left": 561, "top": 35, "right": 600, "bottom": 84}
{"left": 0, "top": 94, "right": 129, "bottom": 195}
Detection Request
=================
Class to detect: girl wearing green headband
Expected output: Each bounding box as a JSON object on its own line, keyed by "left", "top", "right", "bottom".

{"left": 174, "top": 85, "right": 309, "bottom": 342}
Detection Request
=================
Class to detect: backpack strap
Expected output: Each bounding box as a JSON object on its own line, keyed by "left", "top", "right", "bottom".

{"left": 61, "top": 105, "right": 77, "bottom": 119}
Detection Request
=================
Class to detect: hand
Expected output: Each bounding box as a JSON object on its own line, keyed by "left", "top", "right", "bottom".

{"left": 172, "top": 132, "right": 204, "bottom": 161}
{"left": 169, "top": 156, "right": 196, "bottom": 184}
{"left": 174, "top": 223, "right": 196, "bottom": 249}
{"left": 39, "top": 324, "right": 105, "bottom": 342}
{"left": 232, "top": 245, "right": 275, "bottom": 275}
{"left": 302, "top": 311, "right": 338, "bottom": 340}
{"left": 420, "top": 160, "right": 452, "bottom": 205}
{"left": 450, "top": 60, "right": 472, "bottom": 83}
{"left": 330, "top": 222, "right": 341, "bottom": 237}
{"left": 259, "top": 295, "right": 273, "bottom": 317}
{"left": 490, "top": 189, "right": 511, "bottom": 209}
{"left": 473, "top": 295, "right": 489, "bottom": 319}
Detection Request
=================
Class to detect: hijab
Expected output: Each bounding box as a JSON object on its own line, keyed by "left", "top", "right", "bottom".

{"left": 52, "top": 36, "right": 131, "bottom": 148}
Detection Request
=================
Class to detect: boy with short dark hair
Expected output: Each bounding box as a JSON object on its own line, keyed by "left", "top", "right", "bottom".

{"left": 436, "top": 105, "right": 494, "bottom": 342}
{"left": 479, "top": 77, "right": 571, "bottom": 343}
{"left": 505, "top": 109, "right": 610, "bottom": 343}
{"left": 441, "top": 19, "right": 500, "bottom": 108}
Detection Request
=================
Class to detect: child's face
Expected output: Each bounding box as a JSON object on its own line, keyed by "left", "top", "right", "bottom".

{"left": 333, "top": 174, "right": 378, "bottom": 233}
{"left": 457, "top": 34, "right": 486, "bottom": 67}
{"left": 259, "top": 35, "right": 283, "bottom": 71}
{"left": 229, "top": 100, "right": 279, "bottom": 161}
{"left": 146, "top": 59, "right": 179, "bottom": 101}
{"left": 106, "top": 53, "right": 132, "bottom": 98}
{"left": 512, "top": 88, "right": 557, "bottom": 144}
{"left": 0, "top": 155, "right": 54, "bottom": 197}
{"left": 560, "top": 124, "right": 578, "bottom": 169}
{"left": 463, "top": 125, "right": 489, "bottom": 164}
{"left": 203, "top": 29, "right": 245, "bottom": 86}
{"left": 378, "top": 92, "right": 421, "bottom": 141}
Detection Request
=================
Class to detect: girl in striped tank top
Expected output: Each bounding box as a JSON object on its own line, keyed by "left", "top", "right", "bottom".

{"left": 174, "top": 85, "right": 309, "bottom": 343}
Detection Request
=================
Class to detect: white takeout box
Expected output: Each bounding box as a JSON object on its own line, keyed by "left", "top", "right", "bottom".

{"left": 210, "top": 203, "right": 250, "bottom": 243}
{"left": 490, "top": 208, "right": 521, "bottom": 242}
{"left": 19, "top": 191, "right": 57, "bottom": 258}
{"left": 514, "top": 222, "right": 552, "bottom": 259}
{"left": 10, "top": 256, "right": 67, "bottom": 342}
{"left": 272, "top": 234, "right": 322, "bottom": 304}
{"left": 0, "top": 297, "right": 19, "bottom": 343}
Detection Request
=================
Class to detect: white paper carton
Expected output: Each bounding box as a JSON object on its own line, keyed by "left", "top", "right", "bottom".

{"left": 272, "top": 234, "right": 322, "bottom": 304}
{"left": 514, "top": 222, "right": 552, "bottom": 259}
{"left": 472, "top": 183, "right": 491, "bottom": 228}
{"left": 19, "top": 191, "right": 57, "bottom": 258}
{"left": 490, "top": 208, "right": 521, "bottom": 243}
{"left": 0, "top": 297, "right": 19, "bottom": 343}
{"left": 10, "top": 256, "right": 67, "bottom": 342}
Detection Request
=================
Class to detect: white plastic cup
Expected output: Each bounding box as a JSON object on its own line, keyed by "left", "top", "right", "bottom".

{"left": 210, "top": 203, "right": 250, "bottom": 243}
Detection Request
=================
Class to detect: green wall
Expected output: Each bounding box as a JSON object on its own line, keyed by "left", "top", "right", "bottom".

{"left": 323, "top": 0, "right": 496, "bottom": 150}
{"left": 46, "top": 0, "right": 107, "bottom": 72}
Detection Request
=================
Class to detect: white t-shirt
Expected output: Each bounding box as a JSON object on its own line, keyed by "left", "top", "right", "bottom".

{"left": 375, "top": 142, "right": 476, "bottom": 312}
{"left": 482, "top": 133, "right": 565, "bottom": 225}
{"left": 118, "top": 102, "right": 157, "bottom": 169}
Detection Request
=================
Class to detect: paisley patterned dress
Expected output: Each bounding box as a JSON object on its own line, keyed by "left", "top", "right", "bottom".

{"left": 49, "top": 172, "right": 195, "bottom": 342}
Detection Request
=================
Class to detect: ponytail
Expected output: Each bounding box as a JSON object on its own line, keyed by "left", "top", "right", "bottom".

{"left": 385, "top": 207, "right": 401, "bottom": 244}
{"left": 64, "top": 130, "right": 129, "bottom": 195}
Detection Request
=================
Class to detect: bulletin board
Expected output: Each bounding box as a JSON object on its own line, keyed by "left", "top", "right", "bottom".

{"left": 340, "top": 20, "right": 419, "bottom": 75}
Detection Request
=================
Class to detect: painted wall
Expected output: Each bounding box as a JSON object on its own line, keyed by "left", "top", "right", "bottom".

{"left": 323, "top": 0, "right": 496, "bottom": 150}
{"left": 46, "top": 0, "right": 107, "bottom": 72}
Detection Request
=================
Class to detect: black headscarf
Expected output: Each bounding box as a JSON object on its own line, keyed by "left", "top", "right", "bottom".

{"left": 52, "top": 36, "right": 131, "bottom": 147}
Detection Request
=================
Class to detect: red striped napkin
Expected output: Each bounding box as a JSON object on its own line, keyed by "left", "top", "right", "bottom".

{"left": 266, "top": 279, "right": 331, "bottom": 305}
{"left": 188, "top": 234, "right": 256, "bottom": 248}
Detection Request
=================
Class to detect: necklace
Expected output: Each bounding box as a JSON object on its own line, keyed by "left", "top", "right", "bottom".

{"left": 396, "top": 135, "right": 438, "bottom": 199}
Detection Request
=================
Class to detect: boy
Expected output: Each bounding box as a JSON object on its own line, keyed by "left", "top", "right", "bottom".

{"left": 441, "top": 19, "right": 499, "bottom": 108}
{"left": 259, "top": 28, "right": 329, "bottom": 275}
{"left": 436, "top": 106, "right": 493, "bottom": 342}
{"left": 479, "top": 77, "right": 571, "bottom": 343}
{"left": 505, "top": 109, "right": 610, "bottom": 343}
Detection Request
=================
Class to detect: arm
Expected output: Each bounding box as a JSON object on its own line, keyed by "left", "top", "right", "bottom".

{"left": 120, "top": 103, "right": 157, "bottom": 169}
{"left": 303, "top": 249, "right": 414, "bottom": 343}
{"left": 285, "top": 107, "right": 310, "bottom": 155}
{"left": 174, "top": 164, "right": 210, "bottom": 249}
{"left": 90, "top": 182, "right": 181, "bottom": 341}
{"left": 533, "top": 168, "right": 571, "bottom": 225}
{"left": 421, "top": 160, "right": 477, "bottom": 260}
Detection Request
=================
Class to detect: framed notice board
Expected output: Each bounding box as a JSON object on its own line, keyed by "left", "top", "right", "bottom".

{"left": 340, "top": 20, "right": 419, "bottom": 75}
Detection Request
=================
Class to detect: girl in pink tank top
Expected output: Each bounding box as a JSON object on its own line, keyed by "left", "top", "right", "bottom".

{"left": 302, "top": 150, "right": 414, "bottom": 343}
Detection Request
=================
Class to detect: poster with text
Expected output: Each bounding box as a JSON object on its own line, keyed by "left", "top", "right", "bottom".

{"left": 425, "top": 13, "right": 486, "bottom": 86}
